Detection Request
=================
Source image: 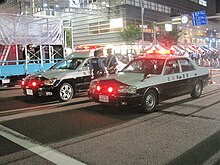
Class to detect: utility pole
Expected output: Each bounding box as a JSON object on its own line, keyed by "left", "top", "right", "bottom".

{"left": 141, "top": 0, "right": 144, "bottom": 50}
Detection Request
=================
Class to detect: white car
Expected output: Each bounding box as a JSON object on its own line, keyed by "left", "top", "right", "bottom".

{"left": 88, "top": 55, "right": 210, "bottom": 112}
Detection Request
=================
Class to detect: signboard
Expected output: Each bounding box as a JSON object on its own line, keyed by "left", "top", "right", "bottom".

{"left": 165, "top": 24, "right": 172, "bottom": 31}
{"left": 191, "top": 10, "right": 207, "bottom": 26}
{"left": 110, "top": 18, "right": 123, "bottom": 28}
{"left": 69, "top": 0, "right": 81, "bottom": 8}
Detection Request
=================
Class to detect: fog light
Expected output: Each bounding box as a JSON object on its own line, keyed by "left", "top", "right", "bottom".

{"left": 121, "top": 102, "right": 127, "bottom": 105}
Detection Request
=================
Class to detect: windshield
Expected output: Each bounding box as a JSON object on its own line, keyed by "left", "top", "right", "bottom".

{"left": 50, "top": 58, "right": 86, "bottom": 70}
{"left": 122, "top": 59, "right": 165, "bottom": 75}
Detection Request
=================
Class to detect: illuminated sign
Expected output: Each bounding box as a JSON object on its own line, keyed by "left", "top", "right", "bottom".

{"left": 69, "top": 0, "right": 81, "bottom": 8}
{"left": 165, "top": 24, "right": 172, "bottom": 31}
{"left": 191, "top": 10, "right": 207, "bottom": 26}
{"left": 110, "top": 18, "right": 123, "bottom": 29}
{"left": 199, "top": 0, "right": 207, "bottom": 6}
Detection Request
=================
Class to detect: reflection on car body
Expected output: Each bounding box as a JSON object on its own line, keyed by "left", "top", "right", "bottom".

{"left": 88, "top": 55, "right": 210, "bottom": 112}
{"left": 21, "top": 53, "right": 106, "bottom": 102}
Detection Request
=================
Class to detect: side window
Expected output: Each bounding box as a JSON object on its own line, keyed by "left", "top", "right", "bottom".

{"left": 179, "top": 59, "right": 195, "bottom": 72}
{"left": 164, "top": 59, "right": 180, "bottom": 75}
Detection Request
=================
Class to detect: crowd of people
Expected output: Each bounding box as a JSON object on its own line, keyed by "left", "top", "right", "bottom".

{"left": 187, "top": 51, "right": 220, "bottom": 68}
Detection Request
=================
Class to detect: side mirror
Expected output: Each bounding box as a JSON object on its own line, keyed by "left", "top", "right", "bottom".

{"left": 140, "top": 72, "right": 151, "bottom": 82}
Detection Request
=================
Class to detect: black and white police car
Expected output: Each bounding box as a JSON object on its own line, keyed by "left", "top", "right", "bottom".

{"left": 21, "top": 53, "right": 106, "bottom": 102}
{"left": 88, "top": 55, "right": 210, "bottom": 112}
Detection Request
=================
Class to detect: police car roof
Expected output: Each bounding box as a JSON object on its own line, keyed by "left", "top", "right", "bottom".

{"left": 135, "top": 54, "right": 188, "bottom": 60}
{"left": 67, "top": 52, "right": 91, "bottom": 59}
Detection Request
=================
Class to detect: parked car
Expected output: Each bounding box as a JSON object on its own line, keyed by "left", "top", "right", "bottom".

{"left": 88, "top": 55, "right": 210, "bottom": 112}
{"left": 21, "top": 53, "right": 106, "bottom": 101}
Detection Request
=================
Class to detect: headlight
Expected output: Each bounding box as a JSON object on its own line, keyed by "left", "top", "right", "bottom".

{"left": 43, "top": 78, "right": 57, "bottom": 86}
{"left": 118, "top": 85, "right": 137, "bottom": 94}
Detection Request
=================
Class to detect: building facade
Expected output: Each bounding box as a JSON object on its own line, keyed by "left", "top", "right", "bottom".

{"left": 1, "top": 0, "right": 219, "bottom": 50}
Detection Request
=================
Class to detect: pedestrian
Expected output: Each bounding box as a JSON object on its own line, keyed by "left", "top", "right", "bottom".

{"left": 105, "top": 48, "right": 118, "bottom": 74}
{"left": 89, "top": 49, "right": 107, "bottom": 79}
{"left": 18, "top": 44, "right": 24, "bottom": 64}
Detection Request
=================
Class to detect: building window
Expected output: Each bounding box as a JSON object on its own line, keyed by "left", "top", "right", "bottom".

{"left": 89, "top": 20, "right": 120, "bottom": 35}
{"left": 190, "top": 0, "right": 207, "bottom": 7}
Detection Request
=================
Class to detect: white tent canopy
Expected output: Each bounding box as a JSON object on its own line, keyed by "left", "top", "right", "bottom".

{"left": 170, "top": 45, "right": 185, "bottom": 53}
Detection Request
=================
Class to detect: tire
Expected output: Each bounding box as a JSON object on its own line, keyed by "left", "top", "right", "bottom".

{"left": 142, "top": 89, "right": 157, "bottom": 113}
{"left": 57, "top": 82, "right": 74, "bottom": 102}
{"left": 190, "top": 80, "right": 203, "bottom": 98}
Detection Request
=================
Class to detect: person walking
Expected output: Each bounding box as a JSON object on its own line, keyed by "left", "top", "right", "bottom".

{"left": 106, "top": 48, "right": 118, "bottom": 74}
{"left": 89, "top": 49, "right": 107, "bottom": 79}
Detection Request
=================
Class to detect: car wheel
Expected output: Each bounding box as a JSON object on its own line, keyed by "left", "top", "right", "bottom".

{"left": 57, "top": 82, "right": 74, "bottom": 102}
{"left": 191, "top": 80, "right": 203, "bottom": 98}
{"left": 142, "top": 89, "right": 157, "bottom": 113}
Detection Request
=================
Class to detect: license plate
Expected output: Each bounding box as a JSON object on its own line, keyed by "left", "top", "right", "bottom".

{"left": 99, "top": 95, "right": 109, "bottom": 103}
{"left": 46, "top": 92, "right": 52, "bottom": 96}
{"left": 26, "top": 89, "right": 33, "bottom": 95}
{"left": 2, "top": 79, "right": 10, "bottom": 84}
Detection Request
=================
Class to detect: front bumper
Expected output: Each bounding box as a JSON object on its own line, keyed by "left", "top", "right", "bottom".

{"left": 22, "top": 86, "right": 55, "bottom": 97}
{"left": 88, "top": 90, "right": 142, "bottom": 106}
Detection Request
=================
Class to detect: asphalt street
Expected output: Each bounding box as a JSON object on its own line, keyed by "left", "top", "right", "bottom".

{"left": 0, "top": 72, "right": 220, "bottom": 165}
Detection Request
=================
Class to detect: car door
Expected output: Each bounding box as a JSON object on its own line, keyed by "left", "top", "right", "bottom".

{"left": 76, "top": 57, "right": 106, "bottom": 90}
{"left": 161, "top": 59, "right": 184, "bottom": 100}
{"left": 178, "top": 58, "right": 197, "bottom": 93}
{"left": 75, "top": 58, "right": 92, "bottom": 91}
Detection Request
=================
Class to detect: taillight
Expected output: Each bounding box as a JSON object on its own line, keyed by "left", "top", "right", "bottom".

{"left": 21, "top": 80, "right": 25, "bottom": 86}
{"left": 96, "top": 85, "right": 101, "bottom": 91}
{"left": 107, "top": 87, "right": 114, "bottom": 93}
{"left": 29, "top": 80, "right": 42, "bottom": 88}
{"left": 32, "top": 81, "right": 37, "bottom": 87}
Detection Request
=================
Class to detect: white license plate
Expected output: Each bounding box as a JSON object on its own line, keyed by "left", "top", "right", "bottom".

{"left": 26, "top": 89, "right": 33, "bottom": 95}
{"left": 99, "top": 95, "right": 109, "bottom": 103}
{"left": 2, "top": 79, "right": 10, "bottom": 84}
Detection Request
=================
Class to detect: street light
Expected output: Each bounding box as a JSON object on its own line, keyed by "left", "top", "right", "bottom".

{"left": 141, "top": 0, "right": 144, "bottom": 50}
{"left": 153, "top": 21, "right": 157, "bottom": 45}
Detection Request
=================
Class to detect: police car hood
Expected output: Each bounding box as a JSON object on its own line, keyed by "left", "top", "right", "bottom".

{"left": 30, "top": 69, "right": 78, "bottom": 79}
{"left": 99, "top": 72, "right": 159, "bottom": 86}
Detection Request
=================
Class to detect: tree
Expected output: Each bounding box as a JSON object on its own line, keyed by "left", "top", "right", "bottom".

{"left": 159, "top": 29, "right": 182, "bottom": 47}
{"left": 120, "top": 23, "right": 141, "bottom": 46}
{"left": 64, "top": 28, "right": 72, "bottom": 48}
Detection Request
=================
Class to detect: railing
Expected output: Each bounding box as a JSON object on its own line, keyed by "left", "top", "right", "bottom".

{"left": 0, "top": 58, "right": 63, "bottom": 79}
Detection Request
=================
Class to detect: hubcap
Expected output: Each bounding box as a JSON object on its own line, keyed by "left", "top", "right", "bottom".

{"left": 60, "top": 84, "right": 72, "bottom": 100}
{"left": 145, "top": 94, "right": 155, "bottom": 108}
{"left": 195, "top": 83, "right": 201, "bottom": 95}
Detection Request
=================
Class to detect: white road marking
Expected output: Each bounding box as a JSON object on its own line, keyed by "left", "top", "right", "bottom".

{"left": 0, "top": 124, "right": 86, "bottom": 165}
